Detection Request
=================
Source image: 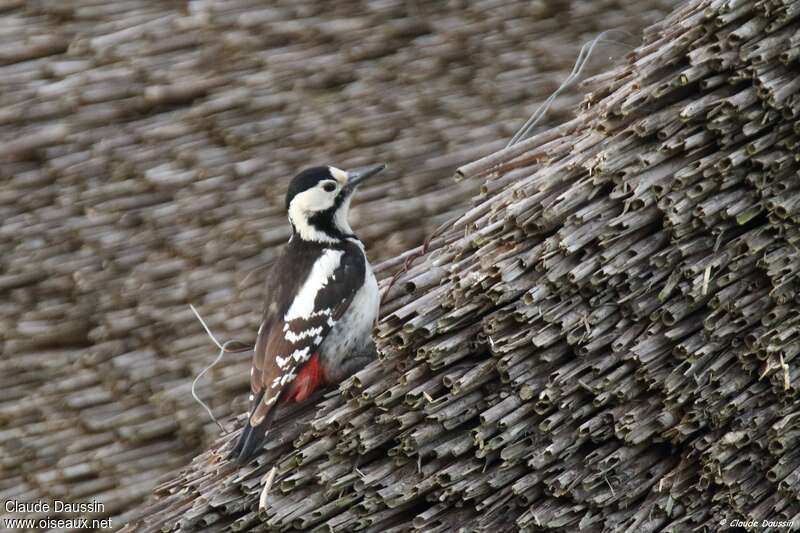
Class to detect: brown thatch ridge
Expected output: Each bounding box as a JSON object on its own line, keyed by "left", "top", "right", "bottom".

{"left": 121, "top": 0, "right": 800, "bottom": 531}
{"left": 0, "top": 0, "right": 674, "bottom": 529}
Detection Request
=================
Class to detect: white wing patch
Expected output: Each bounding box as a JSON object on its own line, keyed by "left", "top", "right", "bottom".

{"left": 271, "top": 366, "right": 298, "bottom": 388}
{"left": 291, "top": 347, "right": 311, "bottom": 363}
{"left": 279, "top": 368, "right": 297, "bottom": 385}
{"left": 275, "top": 346, "right": 312, "bottom": 371}
{"left": 283, "top": 324, "right": 323, "bottom": 343}
{"left": 285, "top": 249, "right": 343, "bottom": 321}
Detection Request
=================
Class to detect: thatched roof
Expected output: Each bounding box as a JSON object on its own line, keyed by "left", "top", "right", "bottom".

{"left": 122, "top": 0, "right": 800, "bottom": 531}
{"left": 0, "top": 0, "right": 675, "bottom": 528}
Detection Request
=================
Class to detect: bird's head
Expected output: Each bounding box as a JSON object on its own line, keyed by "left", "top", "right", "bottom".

{"left": 285, "top": 163, "right": 386, "bottom": 243}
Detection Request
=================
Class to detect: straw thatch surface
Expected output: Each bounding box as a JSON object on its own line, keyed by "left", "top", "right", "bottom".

{"left": 122, "top": 0, "right": 800, "bottom": 531}
{"left": 0, "top": 0, "right": 675, "bottom": 529}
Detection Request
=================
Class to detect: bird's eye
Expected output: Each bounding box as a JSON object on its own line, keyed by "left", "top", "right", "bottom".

{"left": 323, "top": 182, "right": 337, "bottom": 192}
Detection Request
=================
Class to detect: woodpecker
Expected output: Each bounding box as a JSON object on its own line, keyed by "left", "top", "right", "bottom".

{"left": 229, "top": 163, "right": 385, "bottom": 464}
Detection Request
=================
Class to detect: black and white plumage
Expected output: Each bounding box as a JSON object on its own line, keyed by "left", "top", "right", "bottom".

{"left": 229, "top": 164, "right": 384, "bottom": 464}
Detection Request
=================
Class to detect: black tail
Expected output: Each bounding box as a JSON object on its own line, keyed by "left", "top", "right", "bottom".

{"left": 228, "top": 391, "right": 279, "bottom": 464}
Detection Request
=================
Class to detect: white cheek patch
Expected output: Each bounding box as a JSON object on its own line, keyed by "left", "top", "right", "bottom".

{"left": 329, "top": 166, "right": 349, "bottom": 185}
{"left": 291, "top": 188, "right": 335, "bottom": 213}
{"left": 289, "top": 189, "right": 339, "bottom": 243}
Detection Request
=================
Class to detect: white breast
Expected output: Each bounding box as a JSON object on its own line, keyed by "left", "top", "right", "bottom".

{"left": 320, "top": 261, "right": 379, "bottom": 369}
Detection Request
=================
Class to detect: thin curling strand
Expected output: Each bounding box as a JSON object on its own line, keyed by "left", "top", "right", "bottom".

{"left": 507, "top": 29, "right": 635, "bottom": 147}
{"left": 189, "top": 304, "right": 250, "bottom": 434}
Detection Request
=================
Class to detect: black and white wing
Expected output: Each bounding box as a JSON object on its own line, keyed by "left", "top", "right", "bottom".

{"left": 230, "top": 242, "right": 365, "bottom": 463}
